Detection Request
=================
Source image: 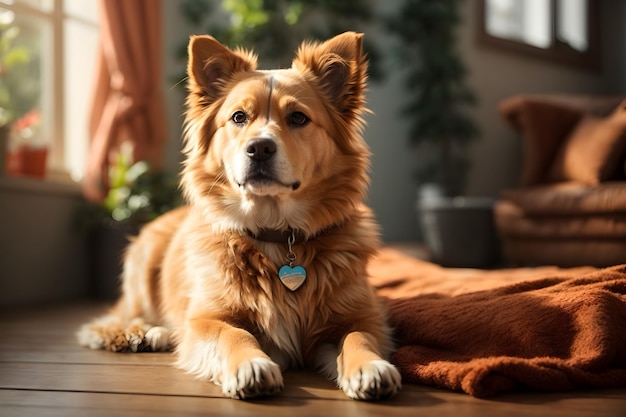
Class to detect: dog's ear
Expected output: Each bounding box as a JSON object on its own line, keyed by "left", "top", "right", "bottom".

{"left": 293, "top": 32, "right": 367, "bottom": 120}
{"left": 187, "top": 35, "right": 257, "bottom": 104}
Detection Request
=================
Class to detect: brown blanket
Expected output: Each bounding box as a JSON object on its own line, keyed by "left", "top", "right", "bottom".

{"left": 369, "top": 248, "right": 626, "bottom": 397}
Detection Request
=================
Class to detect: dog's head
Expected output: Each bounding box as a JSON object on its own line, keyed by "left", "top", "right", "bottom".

{"left": 182, "top": 32, "right": 371, "bottom": 235}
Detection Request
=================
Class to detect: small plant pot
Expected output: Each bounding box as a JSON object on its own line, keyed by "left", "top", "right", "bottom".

{"left": 416, "top": 196, "right": 501, "bottom": 268}
{"left": 6, "top": 144, "right": 48, "bottom": 178}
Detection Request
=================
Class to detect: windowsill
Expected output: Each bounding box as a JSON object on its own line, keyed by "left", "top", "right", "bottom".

{"left": 0, "top": 173, "right": 82, "bottom": 197}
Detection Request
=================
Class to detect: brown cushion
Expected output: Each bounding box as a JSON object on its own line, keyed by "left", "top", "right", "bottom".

{"left": 548, "top": 102, "right": 626, "bottom": 185}
{"left": 494, "top": 199, "right": 626, "bottom": 239}
{"left": 500, "top": 182, "right": 626, "bottom": 215}
{"left": 499, "top": 97, "right": 583, "bottom": 186}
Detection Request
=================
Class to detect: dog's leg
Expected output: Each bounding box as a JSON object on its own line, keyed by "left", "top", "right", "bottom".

{"left": 336, "top": 331, "right": 402, "bottom": 400}
{"left": 76, "top": 300, "right": 172, "bottom": 353}
{"left": 76, "top": 267, "right": 172, "bottom": 353}
{"left": 78, "top": 210, "right": 185, "bottom": 353}
{"left": 176, "top": 317, "right": 283, "bottom": 399}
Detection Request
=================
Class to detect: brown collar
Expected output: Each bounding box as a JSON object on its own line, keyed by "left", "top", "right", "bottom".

{"left": 246, "top": 228, "right": 309, "bottom": 244}
{"left": 246, "top": 220, "right": 345, "bottom": 244}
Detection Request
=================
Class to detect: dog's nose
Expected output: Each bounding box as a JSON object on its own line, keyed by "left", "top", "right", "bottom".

{"left": 246, "top": 138, "right": 277, "bottom": 162}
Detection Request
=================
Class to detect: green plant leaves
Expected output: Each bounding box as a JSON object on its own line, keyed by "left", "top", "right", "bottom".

{"left": 386, "top": 0, "right": 479, "bottom": 195}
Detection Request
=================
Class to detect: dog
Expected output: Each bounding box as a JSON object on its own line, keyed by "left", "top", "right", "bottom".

{"left": 77, "top": 32, "right": 401, "bottom": 401}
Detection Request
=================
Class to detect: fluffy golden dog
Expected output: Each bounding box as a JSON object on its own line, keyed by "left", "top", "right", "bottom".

{"left": 78, "top": 32, "right": 401, "bottom": 400}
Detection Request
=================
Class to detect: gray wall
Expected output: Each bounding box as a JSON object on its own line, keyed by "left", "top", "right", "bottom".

{"left": 0, "top": 181, "right": 88, "bottom": 308}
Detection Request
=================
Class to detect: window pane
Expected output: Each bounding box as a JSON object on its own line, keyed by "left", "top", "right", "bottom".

{"left": 557, "top": 0, "right": 588, "bottom": 52}
{"left": 0, "top": 7, "right": 51, "bottom": 150}
{"left": 523, "top": 0, "right": 551, "bottom": 49}
{"left": 64, "top": 17, "right": 98, "bottom": 181}
{"left": 63, "top": 0, "right": 97, "bottom": 23}
{"left": 2, "top": 1, "right": 101, "bottom": 179}
{"left": 485, "top": 0, "right": 552, "bottom": 49}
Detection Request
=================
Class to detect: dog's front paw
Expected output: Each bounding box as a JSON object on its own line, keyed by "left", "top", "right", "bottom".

{"left": 339, "top": 359, "right": 401, "bottom": 400}
{"left": 222, "top": 357, "right": 283, "bottom": 399}
{"left": 77, "top": 316, "right": 171, "bottom": 353}
{"left": 77, "top": 315, "right": 133, "bottom": 352}
{"left": 144, "top": 326, "right": 172, "bottom": 352}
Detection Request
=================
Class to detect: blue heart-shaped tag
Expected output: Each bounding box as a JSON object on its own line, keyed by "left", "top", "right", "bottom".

{"left": 278, "top": 264, "right": 307, "bottom": 291}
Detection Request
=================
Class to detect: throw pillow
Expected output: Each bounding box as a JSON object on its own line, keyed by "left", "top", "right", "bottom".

{"left": 498, "top": 96, "right": 583, "bottom": 186}
{"left": 548, "top": 101, "right": 626, "bottom": 185}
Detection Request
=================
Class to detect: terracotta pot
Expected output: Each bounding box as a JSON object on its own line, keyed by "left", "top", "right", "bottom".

{"left": 6, "top": 145, "right": 48, "bottom": 178}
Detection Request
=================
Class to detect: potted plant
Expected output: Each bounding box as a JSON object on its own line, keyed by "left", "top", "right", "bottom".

{"left": 386, "top": 0, "right": 499, "bottom": 267}
{"left": 0, "top": 21, "right": 46, "bottom": 177}
{"left": 6, "top": 109, "right": 47, "bottom": 177}
{"left": 79, "top": 143, "right": 182, "bottom": 299}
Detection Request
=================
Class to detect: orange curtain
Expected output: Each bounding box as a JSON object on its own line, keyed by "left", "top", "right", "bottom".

{"left": 83, "top": 0, "right": 167, "bottom": 202}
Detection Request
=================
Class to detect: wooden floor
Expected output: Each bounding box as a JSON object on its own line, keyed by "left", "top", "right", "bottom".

{"left": 1, "top": 303, "right": 625, "bottom": 417}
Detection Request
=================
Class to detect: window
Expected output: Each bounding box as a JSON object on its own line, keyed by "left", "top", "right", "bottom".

{"left": 478, "top": 0, "right": 600, "bottom": 70}
{"left": 0, "top": 0, "right": 98, "bottom": 181}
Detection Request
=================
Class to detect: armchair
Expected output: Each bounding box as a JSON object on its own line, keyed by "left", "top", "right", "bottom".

{"left": 494, "top": 94, "right": 626, "bottom": 267}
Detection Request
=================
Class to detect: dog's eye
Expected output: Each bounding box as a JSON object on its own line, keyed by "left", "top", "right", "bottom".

{"left": 289, "top": 111, "right": 309, "bottom": 127}
{"left": 231, "top": 111, "right": 248, "bottom": 125}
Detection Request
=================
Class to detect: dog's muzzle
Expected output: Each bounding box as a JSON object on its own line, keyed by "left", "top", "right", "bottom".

{"left": 238, "top": 137, "right": 301, "bottom": 192}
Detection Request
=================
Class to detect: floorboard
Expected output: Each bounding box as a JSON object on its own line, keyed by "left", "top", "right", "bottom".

{"left": 1, "top": 303, "right": 625, "bottom": 417}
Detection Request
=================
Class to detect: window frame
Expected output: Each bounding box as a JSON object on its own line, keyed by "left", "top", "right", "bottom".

{"left": 477, "top": 0, "right": 601, "bottom": 71}
{"left": 1, "top": 0, "right": 98, "bottom": 182}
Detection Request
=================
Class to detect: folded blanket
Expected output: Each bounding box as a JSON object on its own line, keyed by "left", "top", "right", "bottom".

{"left": 369, "top": 248, "right": 626, "bottom": 397}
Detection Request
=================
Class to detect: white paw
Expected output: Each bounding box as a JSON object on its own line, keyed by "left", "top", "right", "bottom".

{"left": 76, "top": 315, "right": 122, "bottom": 350}
{"left": 144, "top": 326, "right": 171, "bottom": 351}
{"left": 76, "top": 324, "right": 106, "bottom": 350}
{"left": 221, "top": 357, "right": 283, "bottom": 399}
{"left": 339, "top": 360, "right": 402, "bottom": 400}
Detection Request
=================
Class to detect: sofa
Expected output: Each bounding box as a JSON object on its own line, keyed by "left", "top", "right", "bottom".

{"left": 494, "top": 94, "right": 626, "bottom": 267}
